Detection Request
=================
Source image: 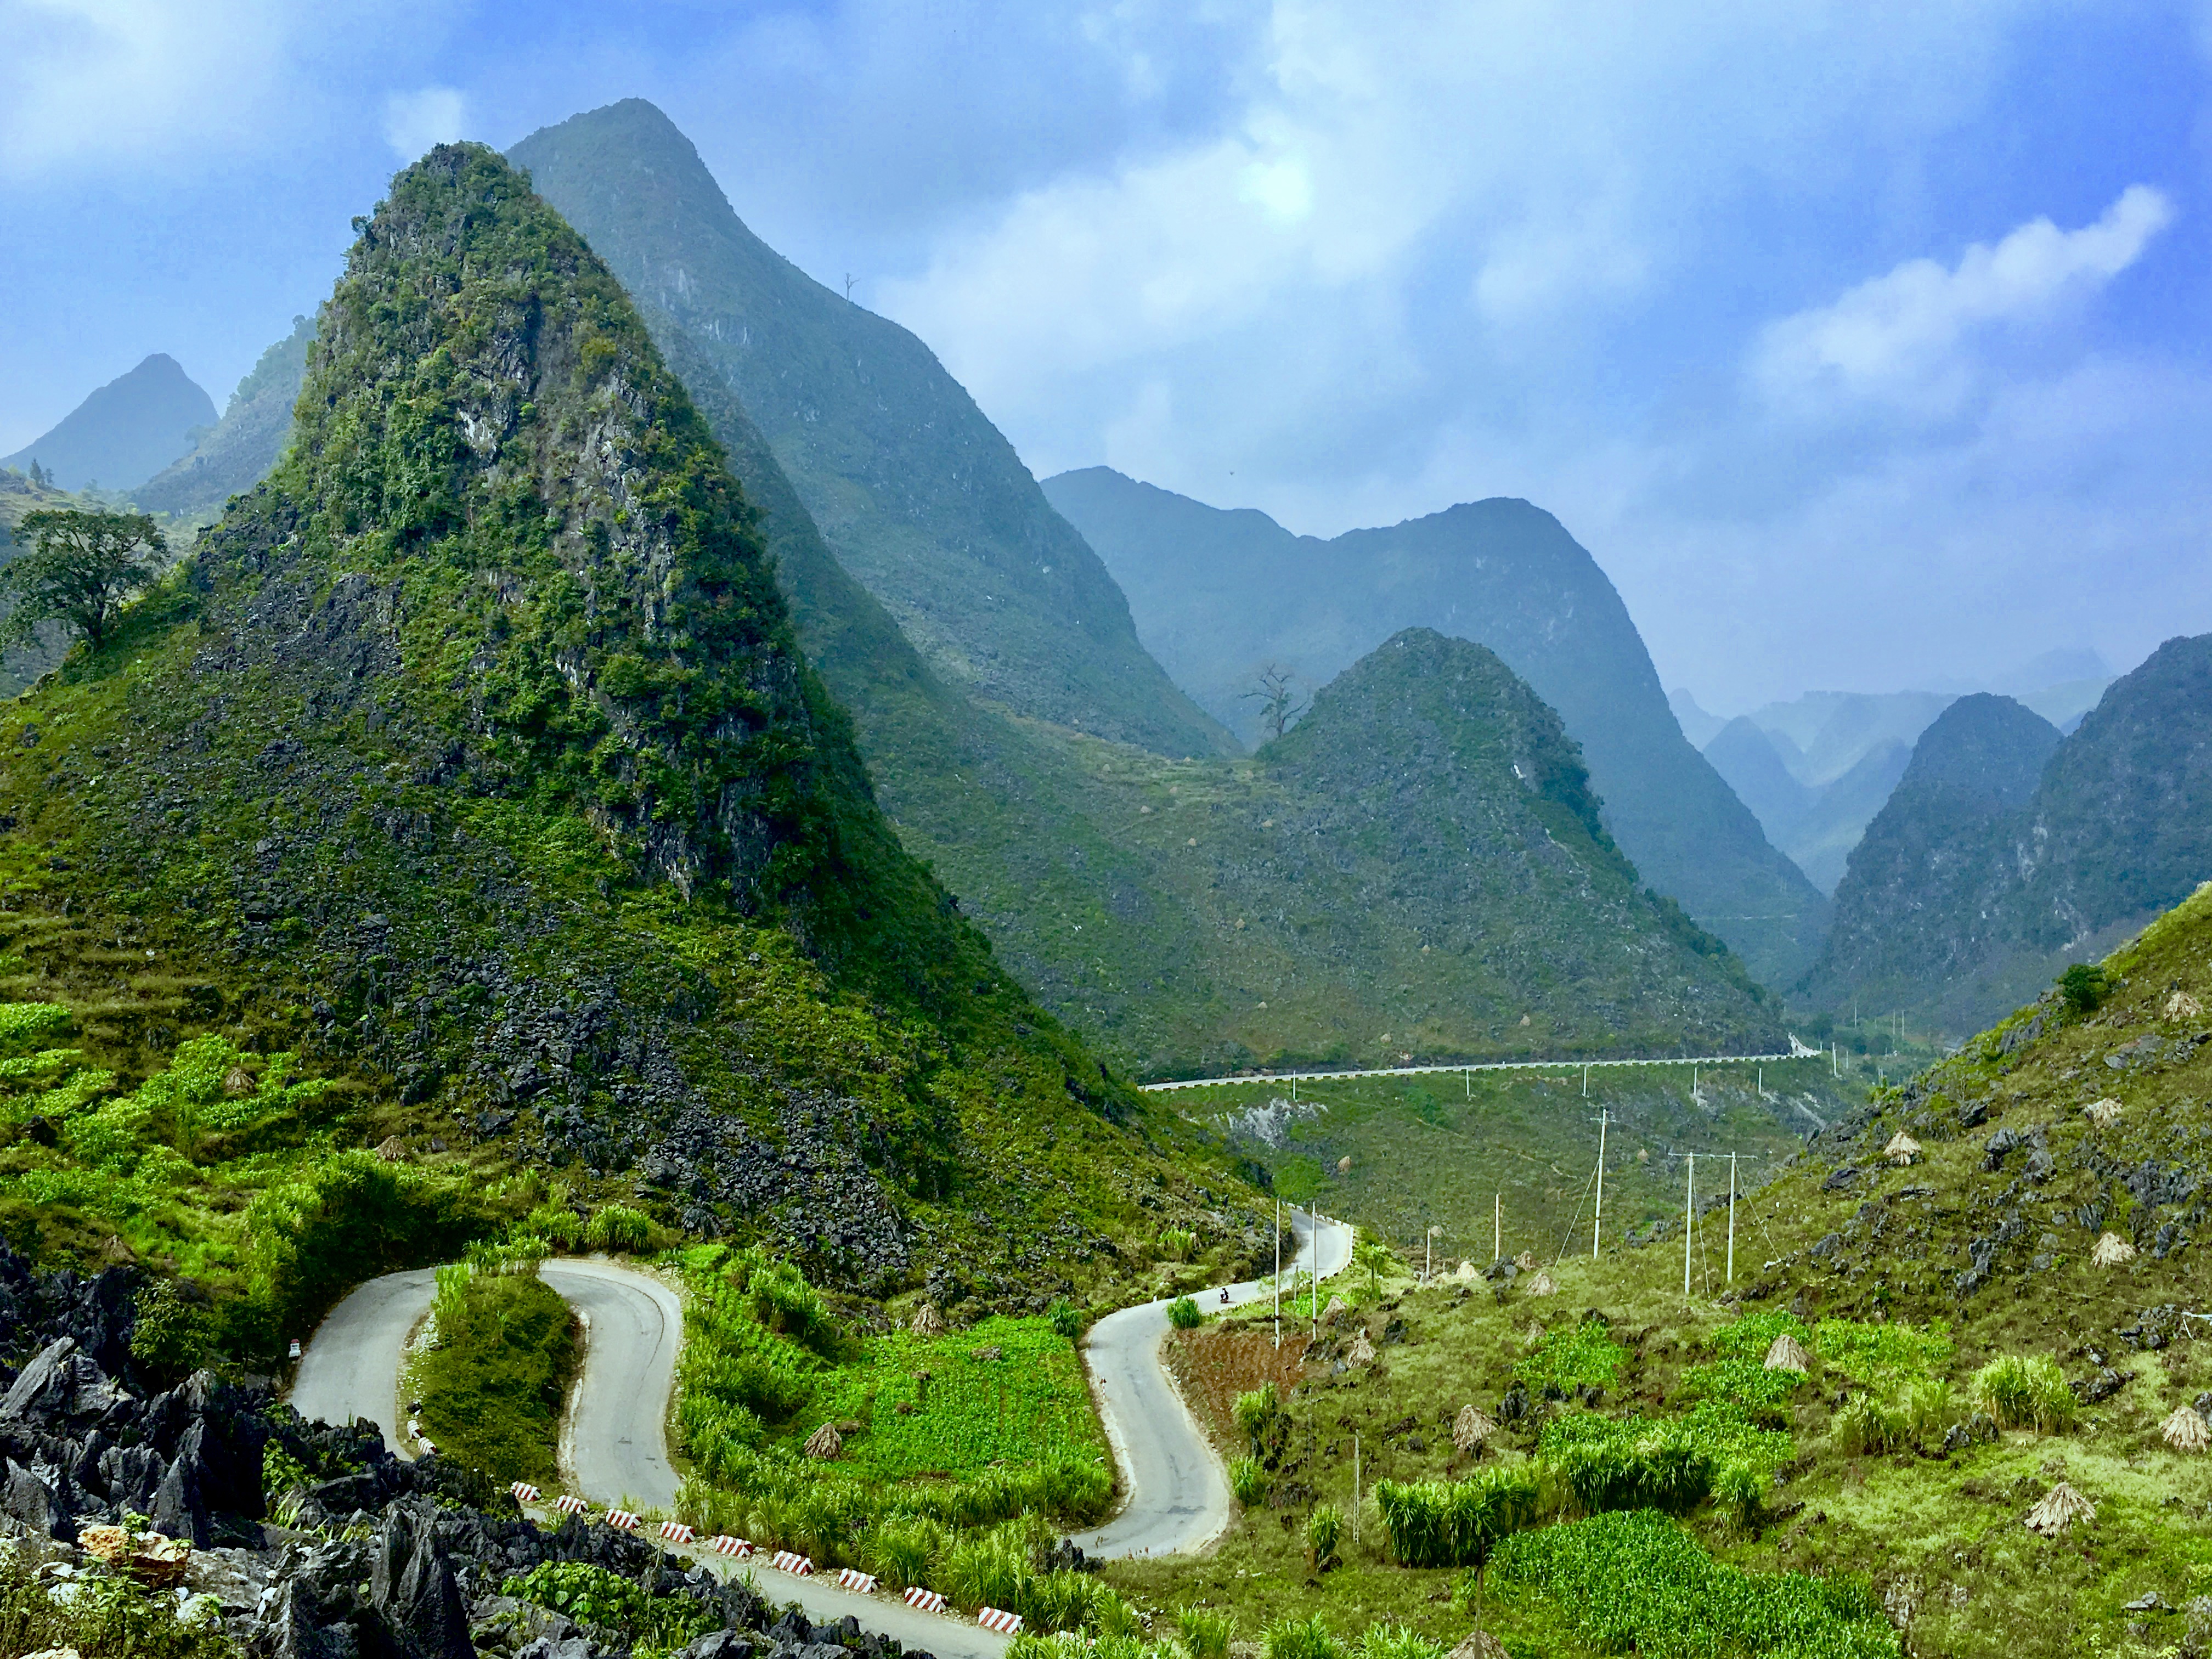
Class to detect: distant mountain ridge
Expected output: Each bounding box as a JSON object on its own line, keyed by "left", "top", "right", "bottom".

{"left": 1041, "top": 465, "right": 1829, "bottom": 987}
{"left": 134, "top": 316, "right": 314, "bottom": 521}
{"left": 510, "top": 101, "right": 1229, "bottom": 760}
{"left": 1806, "top": 639, "right": 2212, "bottom": 1032}
{"left": 3, "top": 354, "right": 215, "bottom": 492}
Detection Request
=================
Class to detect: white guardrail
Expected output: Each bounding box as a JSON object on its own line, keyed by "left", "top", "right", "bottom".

{"left": 1139, "top": 1052, "right": 1799, "bottom": 1092}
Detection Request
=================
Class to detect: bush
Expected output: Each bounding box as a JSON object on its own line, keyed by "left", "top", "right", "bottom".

{"left": 1262, "top": 1615, "right": 1342, "bottom": 1659}
{"left": 2059, "top": 963, "right": 2109, "bottom": 1015}
{"left": 1159, "top": 1227, "right": 1198, "bottom": 1262}
{"left": 1900, "top": 1378, "right": 1954, "bottom": 1442}
{"left": 1179, "top": 1605, "right": 1236, "bottom": 1659}
{"left": 131, "top": 1278, "right": 216, "bottom": 1384}
{"left": 1233, "top": 1383, "right": 1280, "bottom": 1451}
{"left": 1049, "top": 1297, "right": 1084, "bottom": 1340}
{"left": 1167, "top": 1296, "right": 1201, "bottom": 1330}
{"left": 585, "top": 1203, "right": 651, "bottom": 1252}
{"left": 1833, "top": 1395, "right": 1906, "bottom": 1458}
{"left": 1373, "top": 1467, "right": 1540, "bottom": 1567}
{"left": 1974, "top": 1355, "right": 2075, "bottom": 1432}
{"left": 407, "top": 1266, "right": 579, "bottom": 1484}
{"left": 502, "top": 1561, "right": 717, "bottom": 1653}
{"left": 1229, "top": 1455, "right": 1269, "bottom": 1508}
{"left": 1356, "top": 1627, "right": 1443, "bottom": 1659}
{"left": 1307, "top": 1502, "right": 1343, "bottom": 1568}
{"left": 0, "top": 1549, "right": 231, "bottom": 1659}
{"left": 1712, "top": 1459, "right": 1767, "bottom": 1530}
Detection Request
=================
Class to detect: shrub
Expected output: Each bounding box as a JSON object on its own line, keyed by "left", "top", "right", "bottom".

{"left": 2059, "top": 963, "right": 2109, "bottom": 1015}
{"left": 1901, "top": 1378, "right": 1954, "bottom": 1442}
{"left": 0, "top": 1548, "right": 231, "bottom": 1659}
{"left": 1179, "top": 1605, "right": 1236, "bottom": 1659}
{"left": 1168, "top": 1296, "right": 1201, "bottom": 1330}
{"left": 1233, "top": 1383, "right": 1281, "bottom": 1451}
{"left": 865, "top": 1516, "right": 941, "bottom": 1589}
{"left": 1159, "top": 1227, "right": 1198, "bottom": 1262}
{"left": 1229, "top": 1455, "right": 1269, "bottom": 1508}
{"left": 1049, "top": 1297, "right": 1084, "bottom": 1340}
{"left": 1373, "top": 1466, "right": 1540, "bottom": 1567}
{"left": 585, "top": 1203, "right": 651, "bottom": 1252}
{"left": 1833, "top": 1395, "right": 1907, "bottom": 1458}
{"left": 1712, "top": 1459, "right": 1766, "bottom": 1530}
{"left": 131, "top": 1279, "right": 215, "bottom": 1385}
{"left": 1974, "top": 1355, "right": 2075, "bottom": 1432}
{"left": 1262, "top": 1615, "right": 1342, "bottom": 1659}
{"left": 501, "top": 1561, "right": 717, "bottom": 1654}
{"left": 1307, "top": 1502, "right": 1343, "bottom": 1568}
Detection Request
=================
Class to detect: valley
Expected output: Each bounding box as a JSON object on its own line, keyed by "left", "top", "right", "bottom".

{"left": 0, "top": 70, "right": 2207, "bottom": 1659}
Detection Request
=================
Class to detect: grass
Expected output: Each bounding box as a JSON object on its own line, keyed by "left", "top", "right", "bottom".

{"left": 404, "top": 1262, "right": 579, "bottom": 1485}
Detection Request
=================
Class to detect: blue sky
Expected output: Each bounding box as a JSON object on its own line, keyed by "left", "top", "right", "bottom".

{"left": 4, "top": 1, "right": 2208, "bottom": 710}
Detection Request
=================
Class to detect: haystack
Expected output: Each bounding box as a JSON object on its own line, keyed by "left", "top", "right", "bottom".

{"left": 1455, "top": 1260, "right": 1480, "bottom": 1283}
{"left": 1337, "top": 1156, "right": 1352, "bottom": 1173}
{"left": 1348, "top": 1330, "right": 1376, "bottom": 1365}
{"left": 2092, "top": 1232, "right": 2137, "bottom": 1267}
{"left": 1763, "top": 1333, "right": 1812, "bottom": 1374}
{"left": 2023, "top": 1481, "right": 2095, "bottom": 1537}
{"left": 2166, "top": 990, "right": 2203, "bottom": 1023}
{"left": 910, "top": 1301, "right": 947, "bottom": 1337}
{"left": 2164, "top": 1405, "right": 2211, "bottom": 1453}
{"left": 1452, "top": 1404, "right": 1498, "bottom": 1453}
{"left": 2085, "top": 1097, "right": 2124, "bottom": 1127}
{"left": 1882, "top": 1131, "right": 1921, "bottom": 1166}
{"left": 223, "top": 1066, "right": 256, "bottom": 1098}
{"left": 1525, "top": 1270, "right": 1558, "bottom": 1297}
{"left": 1444, "top": 1632, "right": 1508, "bottom": 1659}
{"left": 803, "top": 1423, "right": 843, "bottom": 1460}
{"left": 1513, "top": 1251, "right": 1537, "bottom": 1271}
{"left": 374, "top": 1136, "right": 409, "bottom": 1163}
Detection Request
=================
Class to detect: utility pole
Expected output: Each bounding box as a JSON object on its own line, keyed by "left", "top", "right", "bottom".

{"left": 1726, "top": 1153, "right": 1738, "bottom": 1283}
{"left": 1464, "top": 1067, "right": 1470, "bottom": 1100}
{"left": 1353, "top": 1434, "right": 1361, "bottom": 1544}
{"left": 1493, "top": 1192, "right": 1501, "bottom": 1262}
{"left": 1683, "top": 1153, "right": 1695, "bottom": 1299}
{"left": 1426, "top": 1224, "right": 1442, "bottom": 1284}
{"left": 1310, "top": 1203, "right": 1319, "bottom": 1341}
{"left": 1274, "top": 1198, "right": 1282, "bottom": 1349}
{"left": 1592, "top": 1109, "right": 1610, "bottom": 1259}
{"left": 844, "top": 273, "right": 856, "bottom": 301}
{"left": 1583, "top": 1063, "right": 1589, "bottom": 1097}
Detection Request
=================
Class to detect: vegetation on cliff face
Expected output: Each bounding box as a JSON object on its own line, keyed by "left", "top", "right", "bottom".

{"left": 0, "top": 144, "right": 1259, "bottom": 1353}
{"left": 1808, "top": 636, "right": 2212, "bottom": 1035}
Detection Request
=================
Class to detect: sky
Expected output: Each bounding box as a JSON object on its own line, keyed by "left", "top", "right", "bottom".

{"left": 4, "top": 1, "right": 2209, "bottom": 712}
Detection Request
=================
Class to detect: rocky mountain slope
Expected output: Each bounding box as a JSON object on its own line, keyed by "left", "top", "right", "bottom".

{"left": 134, "top": 315, "right": 316, "bottom": 522}
{"left": 509, "top": 100, "right": 1229, "bottom": 760}
{"left": 1041, "top": 465, "right": 1829, "bottom": 988}
{"left": 1806, "top": 638, "right": 2212, "bottom": 1033}
{"left": 0, "top": 145, "right": 1251, "bottom": 1329}
{"left": 3, "top": 353, "right": 216, "bottom": 492}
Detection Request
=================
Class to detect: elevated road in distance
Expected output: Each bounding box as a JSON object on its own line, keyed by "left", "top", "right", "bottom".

{"left": 1139, "top": 1052, "right": 1798, "bottom": 1092}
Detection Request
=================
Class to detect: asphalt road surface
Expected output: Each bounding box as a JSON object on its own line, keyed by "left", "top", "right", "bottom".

{"left": 289, "top": 1256, "right": 1009, "bottom": 1659}
{"left": 1080, "top": 1209, "right": 1355, "bottom": 1559}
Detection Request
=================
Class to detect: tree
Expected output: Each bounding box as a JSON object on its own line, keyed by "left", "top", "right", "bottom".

{"left": 1353, "top": 1233, "right": 1393, "bottom": 1295}
{"left": 1243, "top": 662, "right": 1307, "bottom": 741}
{"left": 0, "top": 508, "right": 165, "bottom": 652}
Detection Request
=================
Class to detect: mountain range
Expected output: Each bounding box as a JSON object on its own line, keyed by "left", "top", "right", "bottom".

{"left": 133, "top": 316, "right": 315, "bottom": 520}
{"left": 1041, "top": 465, "right": 1830, "bottom": 986}
{"left": 2, "top": 353, "right": 214, "bottom": 492}
{"left": 1804, "top": 635, "right": 2212, "bottom": 1032}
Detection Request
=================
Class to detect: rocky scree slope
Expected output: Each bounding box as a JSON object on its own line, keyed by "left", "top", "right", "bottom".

{"left": 1042, "top": 466, "right": 1830, "bottom": 989}
{"left": 1808, "top": 635, "right": 2212, "bottom": 1034}
{"left": 0, "top": 145, "right": 1252, "bottom": 1317}
{"left": 509, "top": 99, "right": 1231, "bottom": 760}
{"left": 0, "top": 1242, "right": 898, "bottom": 1659}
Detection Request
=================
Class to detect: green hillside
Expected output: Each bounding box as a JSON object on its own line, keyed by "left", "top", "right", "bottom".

{"left": 1041, "top": 466, "right": 1832, "bottom": 988}
{"left": 0, "top": 145, "right": 1257, "bottom": 1344}
{"left": 1808, "top": 638, "right": 2212, "bottom": 1036}
{"left": 509, "top": 100, "right": 1231, "bottom": 760}
{"left": 1110, "top": 881, "right": 2212, "bottom": 1657}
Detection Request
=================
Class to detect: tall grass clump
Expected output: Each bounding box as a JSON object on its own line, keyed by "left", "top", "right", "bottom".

{"left": 1355, "top": 1627, "right": 1444, "bottom": 1659}
{"left": 1373, "top": 1466, "right": 1539, "bottom": 1567}
{"left": 1169, "top": 1295, "right": 1202, "bottom": 1330}
{"left": 1307, "top": 1502, "right": 1343, "bottom": 1569}
{"left": 1178, "top": 1605, "right": 1236, "bottom": 1659}
{"left": 1262, "top": 1614, "right": 1343, "bottom": 1659}
{"left": 1974, "top": 1355, "right": 2075, "bottom": 1432}
{"left": 1229, "top": 1455, "right": 1269, "bottom": 1508}
{"left": 585, "top": 1203, "right": 651, "bottom": 1252}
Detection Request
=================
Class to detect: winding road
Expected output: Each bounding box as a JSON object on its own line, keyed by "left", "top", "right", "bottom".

{"left": 1082, "top": 1209, "right": 1354, "bottom": 1559}
{"left": 291, "top": 1218, "right": 1355, "bottom": 1651}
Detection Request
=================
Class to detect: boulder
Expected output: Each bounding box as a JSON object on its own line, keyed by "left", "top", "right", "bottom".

{"left": 370, "top": 1505, "right": 473, "bottom": 1659}
{"left": 1, "top": 1338, "right": 126, "bottom": 1429}
{"left": 0, "top": 1458, "right": 63, "bottom": 1539}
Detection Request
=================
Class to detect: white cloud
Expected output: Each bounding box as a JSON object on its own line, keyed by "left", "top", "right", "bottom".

{"left": 1752, "top": 185, "right": 2175, "bottom": 415}
{"left": 382, "top": 85, "right": 469, "bottom": 161}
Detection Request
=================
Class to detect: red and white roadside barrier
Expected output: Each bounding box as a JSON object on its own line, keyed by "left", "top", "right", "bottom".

{"left": 769, "top": 1550, "right": 814, "bottom": 1576}
{"left": 977, "top": 1607, "right": 1023, "bottom": 1635}
{"left": 902, "top": 1588, "right": 946, "bottom": 1614}
{"left": 834, "top": 1568, "right": 878, "bottom": 1594}
{"left": 554, "top": 1495, "right": 591, "bottom": 1516}
{"left": 659, "top": 1522, "right": 695, "bottom": 1545}
{"left": 605, "top": 1510, "right": 641, "bottom": 1532}
{"left": 510, "top": 1483, "right": 541, "bottom": 1504}
{"left": 709, "top": 1536, "right": 752, "bottom": 1558}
